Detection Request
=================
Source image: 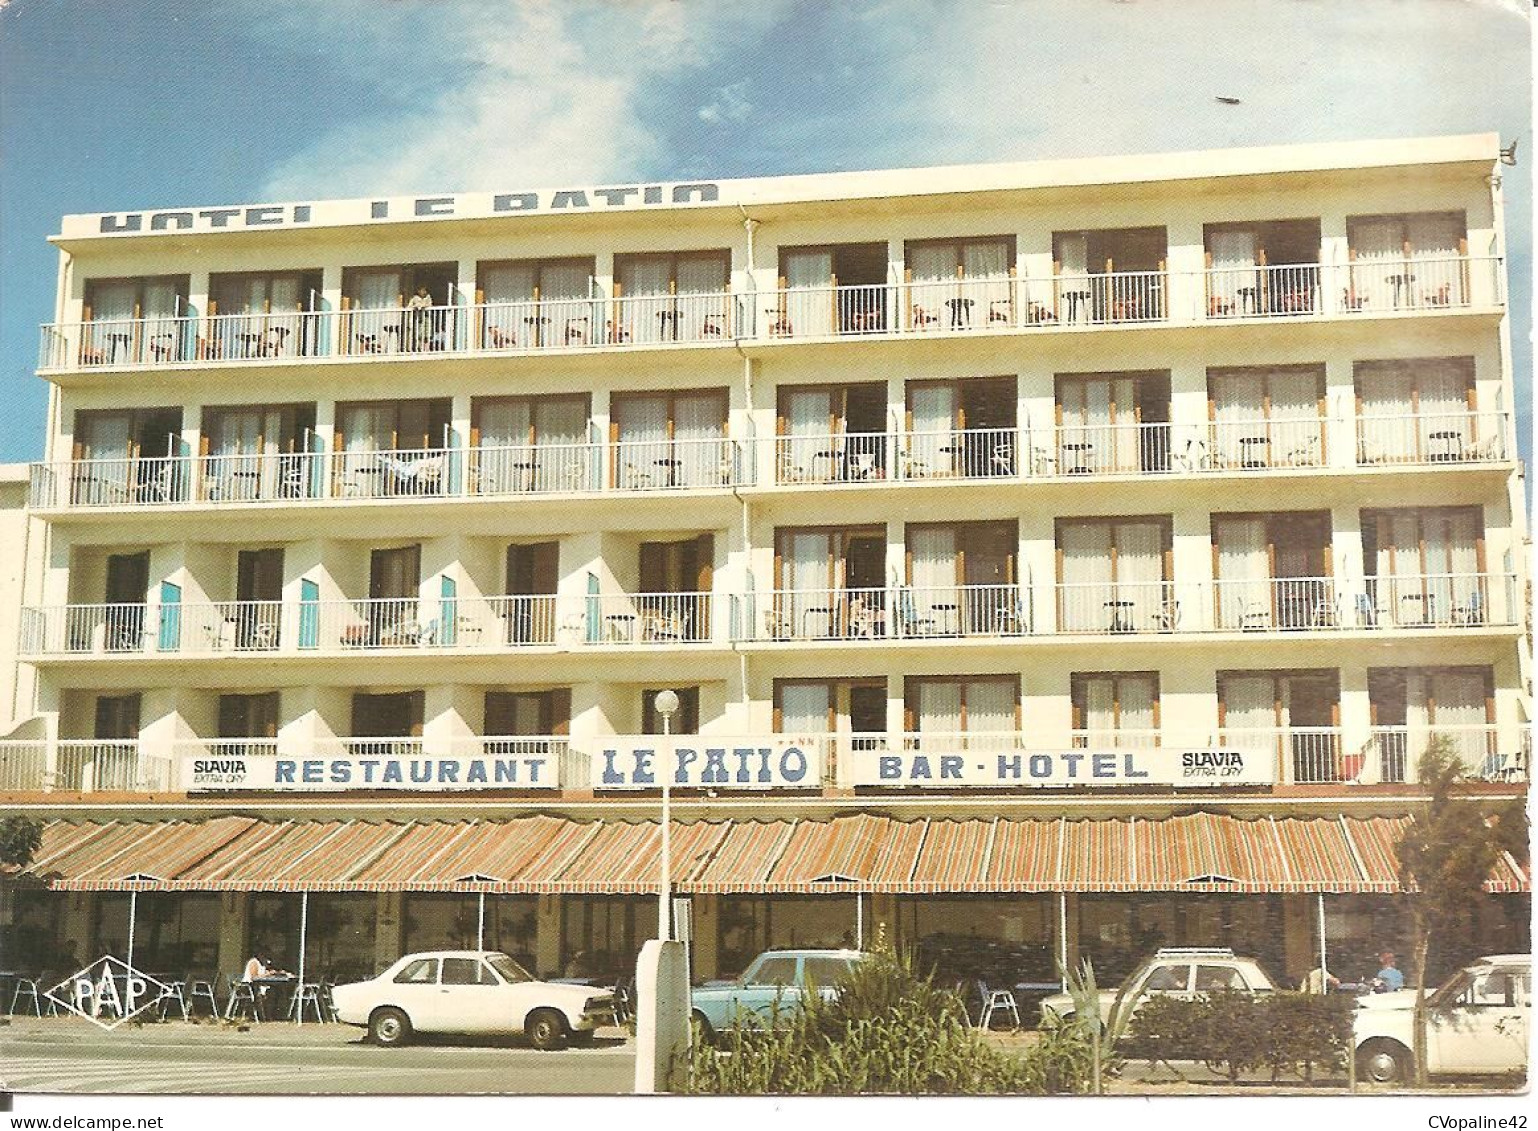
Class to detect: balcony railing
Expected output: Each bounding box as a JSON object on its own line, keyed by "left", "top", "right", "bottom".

{"left": 1219, "top": 727, "right": 1342, "bottom": 784}
{"left": 56, "top": 740, "right": 173, "bottom": 791}
{"left": 37, "top": 258, "right": 1507, "bottom": 373}
{"left": 750, "top": 585, "right": 1026, "bottom": 642}
{"left": 776, "top": 431, "right": 889, "bottom": 484}
{"left": 0, "top": 741, "right": 48, "bottom": 790}
{"left": 1070, "top": 729, "right": 1163, "bottom": 749}
{"left": 1205, "top": 263, "right": 1323, "bottom": 318}
{"left": 1031, "top": 421, "right": 1174, "bottom": 476}
{"left": 1055, "top": 580, "right": 1180, "bottom": 635}
{"left": 898, "top": 427, "right": 1018, "bottom": 480}
{"left": 1207, "top": 417, "right": 1327, "bottom": 470}
{"left": 586, "top": 591, "right": 714, "bottom": 644}
{"left": 1213, "top": 577, "right": 1340, "bottom": 632}
{"left": 1363, "top": 724, "right": 1509, "bottom": 784}
{"left": 1356, "top": 410, "right": 1508, "bottom": 466}
{"left": 1360, "top": 572, "right": 1499, "bottom": 630}
{"left": 611, "top": 436, "right": 744, "bottom": 490}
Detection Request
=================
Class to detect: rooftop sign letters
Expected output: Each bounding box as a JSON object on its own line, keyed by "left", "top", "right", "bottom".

{"left": 185, "top": 754, "right": 558, "bottom": 792}
{"left": 90, "top": 182, "right": 722, "bottom": 236}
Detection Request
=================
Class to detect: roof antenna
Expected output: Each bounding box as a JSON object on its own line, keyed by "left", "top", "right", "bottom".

{"left": 1499, "top": 139, "right": 1518, "bottom": 166}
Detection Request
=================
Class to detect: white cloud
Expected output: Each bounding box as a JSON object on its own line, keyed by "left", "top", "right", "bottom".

{"left": 255, "top": 0, "right": 790, "bottom": 199}
{"left": 698, "top": 81, "right": 754, "bottom": 125}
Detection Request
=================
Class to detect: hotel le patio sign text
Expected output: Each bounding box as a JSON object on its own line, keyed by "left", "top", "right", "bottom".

{"left": 87, "top": 183, "right": 724, "bottom": 236}
{"left": 185, "top": 744, "right": 1271, "bottom": 792}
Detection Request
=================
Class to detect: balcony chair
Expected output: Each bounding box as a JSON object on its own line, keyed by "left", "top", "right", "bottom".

{"left": 762, "top": 607, "right": 793, "bottom": 640}
{"left": 623, "top": 463, "right": 655, "bottom": 488}
{"left": 605, "top": 320, "right": 632, "bottom": 344}
{"left": 896, "top": 588, "right": 936, "bottom": 638}
{"left": 899, "top": 450, "right": 930, "bottom": 479}
{"left": 844, "top": 596, "right": 879, "bottom": 639}
{"left": 1153, "top": 600, "right": 1181, "bottom": 632}
{"left": 564, "top": 316, "right": 590, "bottom": 345}
{"left": 909, "top": 303, "right": 939, "bottom": 331}
{"left": 1353, "top": 591, "right": 1386, "bottom": 629}
{"left": 987, "top": 442, "right": 1015, "bottom": 477}
{"left": 976, "top": 981, "right": 1021, "bottom": 1031}
{"left": 1309, "top": 592, "right": 1340, "bottom": 628}
{"left": 847, "top": 451, "right": 878, "bottom": 480}
{"left": 486, "top": 324, "right": 517, "bottom": 349}
{"left": 701, "top": 313, "right": 725, "bottom": 337}
{"left": 1423, "top": 282, "right": 1453, "bottom": 307}
{"left": 988, "top": 299, "right": 1013, "bottom": 325}
{"left": 1452, "top": 589, "right": 1485, "bottom": 626}
{"left": 1237, "top": 600, "right": 1271, "bottom": 631}
{"left": 149, "top": 332, "right": 178, "bottom": 362}
{"left": 764, "top": 306, "right": 793, "bottom": 337}
{"left": 1286, "top": 436, "right": 1321, "bottom": 466}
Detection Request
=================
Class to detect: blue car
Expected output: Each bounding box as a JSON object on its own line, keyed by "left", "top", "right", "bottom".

{"left": 690, "top": 949, "right": 862, "bottom": 1041}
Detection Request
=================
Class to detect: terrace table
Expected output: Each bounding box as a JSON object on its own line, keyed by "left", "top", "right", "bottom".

{"left": 1387, "top": 273, "right": 1416, "bottom": 308}
{"left": 605, "top": 614, "right": 637, "bottom": 643}
{"left": 1063, "top": 290, "right": 1091, "bottom": 324}
{"left": 654, "top": 457, "right": 683, "bottom": 487}
{"left": 1062, "top": 442, "right": 1095, "bottom": 474}
{"left": 1428, "top": 430, "right": 1463, "bottom": 462}
{"left": 1239, "top": 436, "right": 1271, "bottom": 468}
{"left": 1105, "top": 600, "right": 1136, "bottom": 633}
{"left": 945, "top": 297, "right": 974, "bottom": 329}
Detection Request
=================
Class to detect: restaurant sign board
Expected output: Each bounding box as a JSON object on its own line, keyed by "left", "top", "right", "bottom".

{"left": 848, "top": 747, "right": 1274, "bottom": 788}
{"left": 184, "top": 753, "right": 559, "bottom": 792}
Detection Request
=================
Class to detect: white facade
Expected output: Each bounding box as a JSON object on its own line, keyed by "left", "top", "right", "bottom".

{"left": 5, "top": 133, "right": 1529, "bottom": 799}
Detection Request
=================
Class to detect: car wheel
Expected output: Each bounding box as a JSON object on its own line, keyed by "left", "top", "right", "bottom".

{"left": 368, "top": 1007, "right": 411, "bottom": 1048}
{"left": 526, "top": 1008, "right": 570, "bottom": 1051}
{"left": 691, "top": 1010, "right": 715, "bottom": 1046}
{"left": 1358, "top": 1039, "right": 1412, "bottom": 1085}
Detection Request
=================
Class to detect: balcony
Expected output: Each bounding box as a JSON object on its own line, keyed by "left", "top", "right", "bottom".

{"left": 56, "top": 740, "right": 173, "bottom": 791}
{"left": 747, "top": 585, "right": 1027, "bottom": 643}
{"left": 1356, "top": 410, "right": 1508, "bottom": 466}
{"left": 1055, "top": 580, "right": 1180, "bottom": 635}
{"left": 36, "top": 257, "right": 1504, "bottom": 374}
{"left": 1218, "top": 727, "right": 1343, "bottom": 784}
{"left": 1364, "top": 724, "right": 1510, "bottom": 783}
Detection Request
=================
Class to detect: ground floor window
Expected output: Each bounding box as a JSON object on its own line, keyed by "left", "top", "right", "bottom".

{"left": 561, "top": 896, "right": 657, "bottom": 982}
{"left": 402, "top": 894, "right": 536, "bottom": 973}
{"left": 9, "top": 888, "right": 65, "bottom": 975}
{"left": 1077, "top": 893, "right": 1286, "bottom": 985}
{"left": 717, "top": 895, "right": 861, "bottom": 975}
{"left": 895, "top": 894, "right": 1057, "bottom": 988}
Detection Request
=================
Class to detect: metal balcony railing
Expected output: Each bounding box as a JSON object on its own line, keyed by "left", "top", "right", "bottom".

{"left": 1207, "top": 417, "right": 1328, "bottom": 470}
{"left": 1363, "top": 724, "right": 1509, "bottom": 784}
{"left": 1031, "top": 421, "right": 1175, "bottom": 476}
{"left": 1356, "top": 410, "right": 1508, "bottom": 466}
{"left": 55, "top": 740, "right": 173, "bottom": 791}
{"left": 1204, "top": 263, "right": 1324, "bottom": 318}
{"left": 775, "top": 431, "right": 889, "bottom": 484}
{"left": 1070, "top": 729, "right": 1163, "bottom": 749}
{"left": 1055, "top": 580, "right": 1181, "bottom": 635}
{"left": 611, "top": 436, "right": 742, "bottom": 490}
{"left": 1213, "top": 577, "right": 1341, "bottom": 633}
{"left": 898, "top": 428, "right": 1018, "bottom": 480}
{"left": 1219, "top": 727, "right": 1343, "bottom": 784}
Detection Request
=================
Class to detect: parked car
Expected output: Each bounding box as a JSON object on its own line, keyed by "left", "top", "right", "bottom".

{"left": 1039, "top": 947, "right": 1279, "bottom": 1031}
{"left": 690, "top": 948, "right": 862, "bottom": 1040}
{"left": 331, "top": 950, "right": 615, "bottom": 1050}
{"left": 1354, "top": 953, "right": 1530, "bottom": 1084}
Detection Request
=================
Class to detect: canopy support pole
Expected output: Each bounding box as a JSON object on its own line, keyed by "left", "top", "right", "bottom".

{"left": 1058, "top": 892, "right": 1068, "bottom": 992}
{"left": 855, "top": 892, "right": 863, "bottom": 950}
{"left": 477, "top": 891, "right": 486, "bottom": 952}
{"left": 296, "top": 890, "right": 309, "bottom": 1024}
{"left": 1317, "top": 892, "right": 1328, "bottom": 994}
{"left": 125, "top": 888, "right": 138, "bottom": 1013}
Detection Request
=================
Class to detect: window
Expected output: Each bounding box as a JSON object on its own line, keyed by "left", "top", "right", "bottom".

{"left": 614, "top": 251, "right": 731, "bottom": 342}
{"left": 639, "top": 535, "right": 714, "bottom": 640}
{"left": 1056, "top": 517, "right": 1173, "bottom": 633}
{"left": 643, "top": 687, "right": 699, "bottom": 735}
{"left": 611, "top": 388, "right": 728, "bottom": 489}
{"left": 218, "top": 693, "right": 279, "bottom": 740}
{"left": 485, "top": 690, "right": 570, "bottom": 752}
{"left": 1072, "top": 674, "right": 1159, "bottom": 747}
{"left": 1368, "top": 666, "right": 1495, "bottom": 780}
{"left": 394, "top": 958, "right": 438, "bottom": 984}
{"left": 776, "top": 243, "right": 888, "bottom": 335}
{"left": 1144, "top": 964, "right": 1190, "bottom": 992}
{"left": 1211, "top": 512, "right": 1332, "bottom": 631}
{"left": 906, "top": 521, "right": 1017, "bottom": 636}
{"left": 1362, "top": 508, "right": 1485, "bottom": 626}
{"left": 71, "top": 408, "right": 185, "bottom": 504}
{"left": 1347, "top": 212, "right": 1467, "bottom": 309}
{"left": 774, "top": 526, "right": 885, "bottom": 639}
{"left": 1355, "top": 358, "right": 1483, "bottom": 464}
{"left": 1207, "top": 366, "right": 1325, "bottom": 469}
{"left": 472, "top": 395, "right": 590, "bottom": 494}
{"left": 207, "top": 270, "right": 324, "bottom": 359}
{"left": 1196, "top": 965, "right": 1248, "bottom": 991}
{"left": 751, "top": 956, "right": 799, "bottom": 986}
{"left": 1202, "top": 219, "right": 1321, "bottom": 316}
{"left": 1056, "top": 372, "right": 1171, "bottom": 474}
{"left": 1052, "top": 228, "right": 1166, "bottom": 323}
{"left": 341, "top": 262, "right": 457, "bottom": 355}
{"left": 905, "top": 376, "right": 1016, "bottom": 477}
{"left": 334, "top": 400, "right": 452, "bottom": 498}
{"left": 905, "top": 237, "right": 1015, "bottom": 330}
{"left": 441, "top": 957, "right": 493, "bottom": 985}
{"left": 80, "top": 275, "right": 190, "bottom": 365}
{"left": 1218, "top": 670, "right": 1340, "bottom": 783}
{"left": 477, "top": 257, "right": 595, "bottom": 348}
{"left": 352, "top": 691, "right": 424, "bottom": 739}
{"left": 802, "top": 956, "right": 853, "bottom": 987}
{"left": 201, "top": 404, "right": 316, "bottom": 501}
{"left": 905, "top": 676, "right": 1018, "bottom": 750}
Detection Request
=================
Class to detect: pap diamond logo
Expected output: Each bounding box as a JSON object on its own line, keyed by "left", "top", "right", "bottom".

{"left": 45, "top": 956, "right": 170, "bottom": 1031}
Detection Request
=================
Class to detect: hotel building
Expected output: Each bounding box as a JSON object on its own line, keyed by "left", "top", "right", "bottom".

{"left": 1, "top": 134, "right": 1529, "bottom": 999}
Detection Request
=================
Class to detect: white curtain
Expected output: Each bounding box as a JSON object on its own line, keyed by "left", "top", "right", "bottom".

{"left": 964, "top": 679, "right": 1015, "bottom": 748}
{"left": 677, "top": 255, "right": 726, "bottom": 295}
{"left": 482, "top": 265, "right": 537, "bottom": 304}
{"left": 673, "top": 392, "right": 724, "bottom": 487}
{"left": 1056, "top": 233, "right": 1089, "bottom": 323}
{"left": 784, "top": 250, "right": 833, "bottom": 337}
{"left": 780, "top": 684, "right": 831, "bottom": 736}
{"left": 1357, "top": 365, "right": 1415, "bottom": 462}
{"left": 1405, "top": 671, "right": 1432, "bottom": 764}
{"left": 353, "top": 270, "right": 401, "bottom": 310}
{"left": 1270, "top": 369, "right": 1320, "bottom": 465}
{"left": 1209, "top": 229, "right": 1257, "bottom": 313}
{"left": 909, "top": 245, "right": 957, "bottom": 282}
{"left": 1120, "top": 677, "right": 1156, "bottom": 737}
{"left": 89, "top": 282, "right": 138, "bottom": 322}
{"left": 481, "top": 264, "right": 536, "bottom": 345}
{"left": 1350, "top": 220, "right": 1401, "bottom": 310}
{"left": 1060, "top": 523, "right": 1113, "bottom": 631}
{"left": 1216, "top": 517, "right": 1269, "bottom": 628}
{"left": 783, "top": 389, "right": 833, "bottom": 481}
{"left": 1424, "top": 510, "right": 1481, "bottom": 619}
{"left": 1116, "top": 522, "right": 1164, "bottom": 629}
{"left": 909, "top": 385, "right": 955, "bottom": 474}
{"left": 614, "top": 396, "right": 668, "bottom": 488}
{"left": 1410, "top": 214, "right": 1466, "bottom": 304}
{"left": 1083, "top": 677, "right": 1116, "bottom": 738}
{"left": 909, "top": 528, "right": 958, "bottom": 619}
{"left": 785, "top": 531, "right": 832, "bottom": 636}
{"left": 1409, "top": 215, "right": 1463, "bottom": 259}
{"left": 476, "top": 401, "right": 532, "bottom": 493}
{"left": 618, "top": 257, "right": 672, "bottom": 298}
{"left": 1211, "top": 371, "right": 1265, "bottom": 467}
{"left": 1223, "top": 676, "right": 1277, "bottom": 742}
{"left": 915, "top": 682, "right": 962, "bottom": 746}
{"left": 1430, "top": 670, "right": 1490, "bottom": 771}
{"left": 1418, "top": 363, "right": 1472, "bottom": 452}
{"left": 539, "top": 263, "right": 589, "bottom": 299}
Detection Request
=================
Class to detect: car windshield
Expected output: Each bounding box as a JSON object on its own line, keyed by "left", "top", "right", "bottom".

{"left": 486, "top": 953, "right": 535, "bottom": 984}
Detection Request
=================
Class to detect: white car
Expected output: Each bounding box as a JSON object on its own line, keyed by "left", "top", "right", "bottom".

{"left": 331, "top": 950, "right": 615, "bottom": 1050}
{"left": 1354, "top": 953, "right": 1530, "bottom": 1084}
{"left": 1039, "top": 947, "right": 1278, "bottom": 1031}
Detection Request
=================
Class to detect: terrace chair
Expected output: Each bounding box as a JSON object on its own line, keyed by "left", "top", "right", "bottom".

{"left": 1353, "top": 591, "right": 1385, "bottom": 629}
{"left": 897, "top": 588, "right": 936, "bottom": 639}
{"left": 977, "top": 981, "right": 1021, "bottom": 1031}
{"left": 223, "top": 976, "right": 260, "bottom": 1022}
{"left": 910, "top": 303, "right": 939, "bottom": 331}
{"left": 564, "top": 316, "right": 590, "bottom": 345}
{"left": 486, "top": 325, "right": 517, "bottom": 349}
{"left": 764, "top": 307, "right": 793, "bottom": 337}
{"left": 987, "top": 300, "right": 1013, "bottom": 325}
{"left": 848, "top": 452, "right": 878, "bottom": 480}
{"left": 623, "top": 463, "right": 654, "bottom": 488}
{"left": 1238, "top": 599, "right": 1271, "bottom": 631}
{"left": 1452, "top": 589, "right": 1485, "bottom": 626}
{"left": 9, "top": 976, "right": 44, "bottom": 1016}
{"left": 1286, "top": 436, "right": 1321, "bottom": 466}
{"left": 156, "top": 978, "right": 190, "bottom": 1021}
{"left": 989, "top": 442, "right": 1015, "bottom": 476}
{"left": 148, "top": 332, "right": 178, "bottom": 362}
{"left": 605, "top": 320, "right": 632, "bottom": 344}
{"left": 899, "top": 450, "right": 930, "bottom": 479}
{"left": 287, "top": 982, "right": 327, "bottom": 1022}
{"left": 186, "top": 974, "right": 220, "bottom": 1018}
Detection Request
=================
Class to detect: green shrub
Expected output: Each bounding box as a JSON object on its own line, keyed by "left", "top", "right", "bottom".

{"left": 681, "top": 935, "right": 1096, "bottom": 1095}
{"left": 1123, "top": 991, "right": 1353, "bottom": 1082}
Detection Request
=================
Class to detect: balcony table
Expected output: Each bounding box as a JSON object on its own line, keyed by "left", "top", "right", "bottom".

{"left": 1399, "top": 592, "right": 1436, "bottom": 627}
{"left": 1428, "top": 430, "right": 1463, "bottom": 462}
{"left": 656, "top": 309, "right": 681, "bottom": 340}
{"left": 1387, "top": 273, "right": 1416, "bottom": 308}
{"left": 1063, "top": 290, "right": 1091, "bottom": 324}
{"left": 1237, "top": 286, "right": 1258, "bottom": 314}
{"left": 944, "top": 297, "right": 974, "bottom": 329}
{"left": 654, "top": 457, "right": 683, "bottom": 487}
{"left": 931, "top": 602, "right": 961, "bottom": 635}
{"left": 605, "top": 614, "right": 637, "bottom": 643}
{"left": 524, "top": 315, "right": 551, "bottom": 347}
{"left": 814, "top": 449, "right": 846, "bottom": 481}
{"left": 1104, "top": 600, "right": 1137, "bottom": 633}
{"left": 801, "top": 605, "right": 834, "bottom": 638}
{"left": 1239, "top": 436, "right": 1271, "bottom": 468}
{"left": 510, "top": 459, "right": 538, "bottom": 492}
{"left": 1062, "top": 442, "right": 1095, "bottom": 474}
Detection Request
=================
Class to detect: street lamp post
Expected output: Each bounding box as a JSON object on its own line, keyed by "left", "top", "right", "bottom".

{"left": 653, "top": 688, "right": 679, "bottom": 941}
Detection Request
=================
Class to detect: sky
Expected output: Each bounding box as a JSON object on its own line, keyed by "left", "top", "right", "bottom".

{"left": 0, "top": 0, "right": 1530, "bottom": 467}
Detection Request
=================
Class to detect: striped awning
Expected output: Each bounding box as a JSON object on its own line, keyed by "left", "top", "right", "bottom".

{"left": 15, "top": 810, "right": 1529, "bottom": 896}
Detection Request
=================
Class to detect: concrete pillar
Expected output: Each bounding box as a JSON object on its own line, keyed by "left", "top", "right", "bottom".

{"left": 374, "top": 892, "right": 403, "bottom": 975}
{"left": 216, "top": 892, "right": 249, "bottom": 977}
{"left": 535, "top": 894, "right": 563, "bottom": 977}
{"left": 691, "top": 894, "right": 719, "bottom": 980}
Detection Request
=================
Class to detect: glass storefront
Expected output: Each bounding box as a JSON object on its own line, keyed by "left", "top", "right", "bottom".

{"left": 402, "top": 893, "right": 536, "bottom": 972}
